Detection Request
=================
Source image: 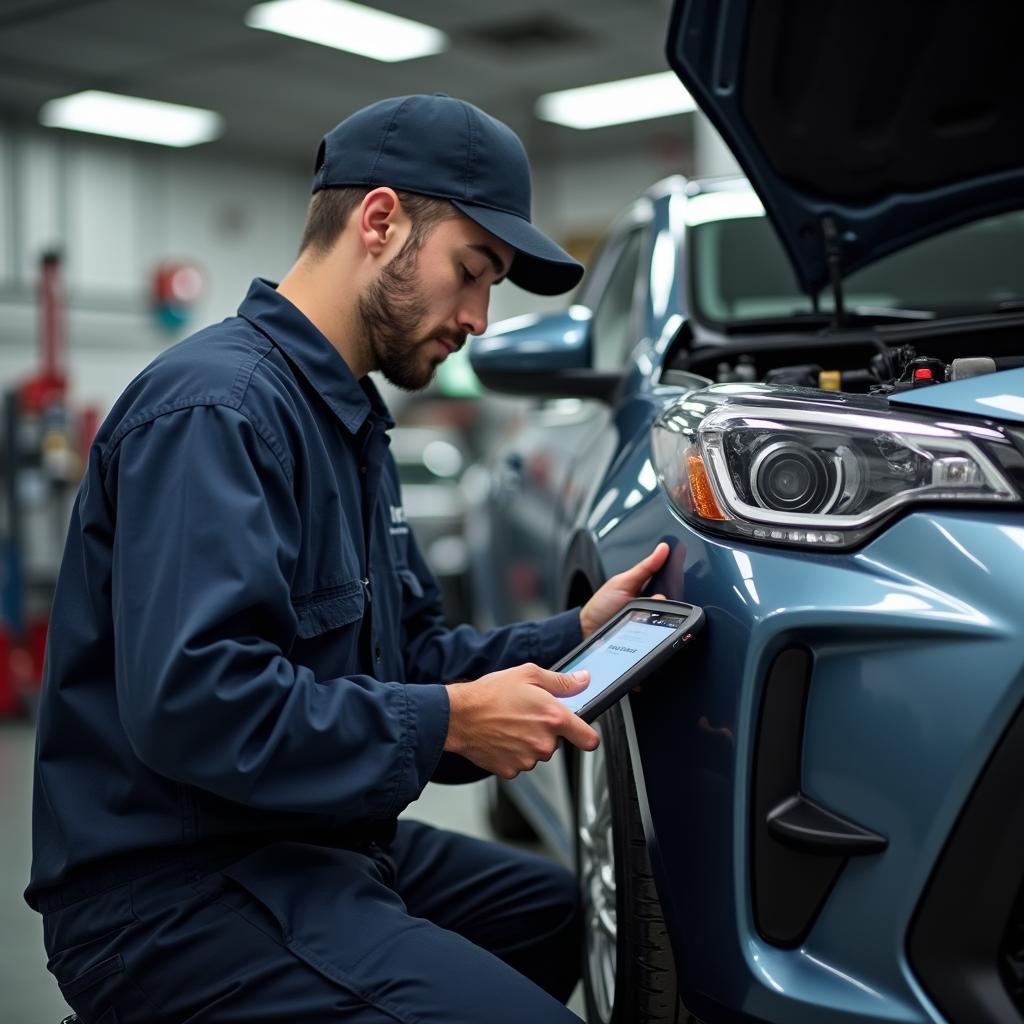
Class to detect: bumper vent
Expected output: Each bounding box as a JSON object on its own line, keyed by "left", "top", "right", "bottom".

{"left": 751, "top": 647, "right": 886, "bottom": 946}
{"left": 1001, "top": 880, "right": 1024, "bottom": 1013}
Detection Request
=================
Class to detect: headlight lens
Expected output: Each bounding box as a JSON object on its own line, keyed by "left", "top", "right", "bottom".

{"left": 749, "top": 441, "right": 835, "bottom": 514}
{"left": 652, "top": 388, "right": 1022, "bottom": 549}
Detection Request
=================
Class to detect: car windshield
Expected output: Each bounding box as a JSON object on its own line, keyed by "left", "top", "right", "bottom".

{"left": 690, "top": 207, "right": 1024, "bottom": 326}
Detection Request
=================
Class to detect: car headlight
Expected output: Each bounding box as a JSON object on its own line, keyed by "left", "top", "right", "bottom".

{"left": 651, "top": 386, "right": 1023, "bottom": 549}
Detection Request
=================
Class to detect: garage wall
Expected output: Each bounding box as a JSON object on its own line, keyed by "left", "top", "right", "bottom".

{"left": 0, "top": 123, "right": 310, "bottom": 412}
{"left": 0, "top": 120, "right": 692, "bottom": 414}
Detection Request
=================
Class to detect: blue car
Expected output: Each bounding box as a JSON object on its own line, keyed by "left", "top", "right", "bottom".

{"left": 467, "top": 3, "right": 1024, "bottom": 1023}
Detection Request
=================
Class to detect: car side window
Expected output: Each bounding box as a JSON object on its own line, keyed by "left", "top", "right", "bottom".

{"left": 590, "top": 228, "right": 644, "bottom": 373}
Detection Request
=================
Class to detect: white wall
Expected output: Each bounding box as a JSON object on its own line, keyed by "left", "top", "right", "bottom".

{"left": 0, "top": 120, "right": 694, "bottom": 414}
{"left": 0, "top": 122, "right": 309, "bottom": 414}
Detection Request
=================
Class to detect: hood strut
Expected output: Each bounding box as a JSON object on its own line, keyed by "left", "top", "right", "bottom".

{"left": 822, "top": 215, "right": 846, "bottom": 326}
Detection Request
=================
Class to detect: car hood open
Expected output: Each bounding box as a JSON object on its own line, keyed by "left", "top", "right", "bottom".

{"left": 666, "top": 0, "right": 1024, "bottom": 297}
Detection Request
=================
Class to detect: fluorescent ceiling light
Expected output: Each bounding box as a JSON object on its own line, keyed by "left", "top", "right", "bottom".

{"left": 39, "top": 91, "right": 222, "bottom": 147}
{"left": 537, "top": 72, "right": 697, "bottom": 130}
{"left": 245, "top": 0, "right": 446, "bottom": 62}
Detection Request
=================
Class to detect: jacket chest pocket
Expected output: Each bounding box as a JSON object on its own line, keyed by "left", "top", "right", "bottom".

{"left": 293, "top": 578, "right": 366, "bottom": 640}
{"left": 290, "top": 579, "right": 368, "bottom": 678}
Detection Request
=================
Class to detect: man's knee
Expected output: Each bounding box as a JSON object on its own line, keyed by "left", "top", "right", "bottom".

{"left": 542, "top": 858, "right": 582, "bottom": 934}
{"left": 513, "top": 852, "right": 581, "bottom": 930}
{"left": 496, "top": 855, "right": 582, "bottom": 1002}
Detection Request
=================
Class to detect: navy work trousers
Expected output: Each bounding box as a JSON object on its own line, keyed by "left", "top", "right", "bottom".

{"left": 42, "top": 821, "right": 583, "bottom": 1023}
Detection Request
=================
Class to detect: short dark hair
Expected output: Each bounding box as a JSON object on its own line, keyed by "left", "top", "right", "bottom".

{"left": 298, "top": 186, "right": 456, "bottom": 257}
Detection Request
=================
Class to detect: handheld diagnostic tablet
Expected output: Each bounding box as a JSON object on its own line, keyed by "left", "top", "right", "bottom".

{"left": 550, "top": 599, "right": 704, "bottom": 723}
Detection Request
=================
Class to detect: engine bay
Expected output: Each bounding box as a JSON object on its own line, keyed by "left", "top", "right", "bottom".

{"left": 667, "top": 317, "right": 1024, "bottom": 396}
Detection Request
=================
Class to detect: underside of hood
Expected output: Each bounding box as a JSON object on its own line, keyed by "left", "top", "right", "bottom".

{"left": 667, "top": 0, "right": 1024, "bottom": 295}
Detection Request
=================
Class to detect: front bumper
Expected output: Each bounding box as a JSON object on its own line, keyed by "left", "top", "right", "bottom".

{"left": 607, "top": 504, "right": 1024, "bottom": 1024}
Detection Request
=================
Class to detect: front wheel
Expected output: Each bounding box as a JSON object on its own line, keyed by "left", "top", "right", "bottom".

{"left": 575, "top": 702, "right": 686, "bottom": 1023}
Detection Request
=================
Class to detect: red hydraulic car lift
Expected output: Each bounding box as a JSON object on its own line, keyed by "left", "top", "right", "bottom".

{"left": 0, "top": 252, "right": 96, "bottom": 717}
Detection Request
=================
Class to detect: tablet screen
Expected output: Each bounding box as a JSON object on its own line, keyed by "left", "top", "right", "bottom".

{"left": 557, "top": 609, "right": 686, "bottom": 714}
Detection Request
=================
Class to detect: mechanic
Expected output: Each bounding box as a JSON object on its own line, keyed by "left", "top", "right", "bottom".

{"left": 27, "top": 94, "right": 670, "bottom": 1023}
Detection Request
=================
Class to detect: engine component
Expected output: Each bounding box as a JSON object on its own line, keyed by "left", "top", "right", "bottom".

{"left": 951, "top": 355, "right": 1024, "bottom": 380}
{"left": 763, "top": 364, "right": 821, "bottom": 388}
{"left": 715, "top": 354, "right": 758, "bottom": 383}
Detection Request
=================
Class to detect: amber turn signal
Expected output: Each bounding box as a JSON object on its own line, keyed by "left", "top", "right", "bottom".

{"left": 687, "top": 452, "right": 727, "bottom": 520}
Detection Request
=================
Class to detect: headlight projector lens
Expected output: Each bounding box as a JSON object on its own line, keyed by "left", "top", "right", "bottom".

{"left": 750, "top": 441, "right": 836, "bottom": 514}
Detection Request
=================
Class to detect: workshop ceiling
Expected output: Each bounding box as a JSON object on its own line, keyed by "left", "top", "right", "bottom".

{"left": 0, "top": 0, "right": 692, "bottom": 170}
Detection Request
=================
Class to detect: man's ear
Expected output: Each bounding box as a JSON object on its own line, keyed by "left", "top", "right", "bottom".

{"left": 357, "top": 187, "right": 405, "bottom": 257}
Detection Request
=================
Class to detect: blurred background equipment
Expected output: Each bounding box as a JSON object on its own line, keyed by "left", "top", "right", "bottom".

{"left": 0, "top": 252, "right": 93, "bottom": 719}
{"left": 390, "top": 389, "right": 538, "bottom": 627}
{"left": 151, "top": 260, "right": 205, "bottom": 331}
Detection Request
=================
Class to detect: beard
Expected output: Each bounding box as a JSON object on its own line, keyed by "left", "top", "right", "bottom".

{"left": 357, "top": 241, "right": 465, "bottom": 392}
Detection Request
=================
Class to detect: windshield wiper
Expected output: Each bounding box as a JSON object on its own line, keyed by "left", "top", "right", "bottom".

{"left": 848, "top": 305, "right": 936, "bottom": 321}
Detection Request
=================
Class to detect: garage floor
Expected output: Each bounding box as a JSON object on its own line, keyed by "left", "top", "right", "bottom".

{"left": 0, "top": 720, "right": 584, "bottom": 1021}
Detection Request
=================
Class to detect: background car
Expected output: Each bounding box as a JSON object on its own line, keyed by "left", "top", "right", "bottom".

{"left": 466, "top": 3, "right": 1024, "bottom": 1022}
{"left": 389, "top": 423, "right": 473, "bottom": 625}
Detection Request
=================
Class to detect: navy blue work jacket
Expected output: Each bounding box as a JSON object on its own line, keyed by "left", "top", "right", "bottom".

{"left": 27, "top": 279, "right": 581, "bottom": 903}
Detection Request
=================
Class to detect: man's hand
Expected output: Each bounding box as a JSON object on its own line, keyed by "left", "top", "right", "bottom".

{"left": 579, "top": 542, "right": 670, "bottom": 639}
{"left": 444, "top": 664, "right": 600, "bottom": 779}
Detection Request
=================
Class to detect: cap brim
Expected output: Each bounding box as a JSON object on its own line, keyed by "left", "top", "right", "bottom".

{"left": 452, "top": 200, "right": 583, "bottom": 296}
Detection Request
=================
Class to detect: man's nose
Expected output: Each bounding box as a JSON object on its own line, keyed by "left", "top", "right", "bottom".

{"left": 458, "top": 290, "right": 489, "bottom": 338}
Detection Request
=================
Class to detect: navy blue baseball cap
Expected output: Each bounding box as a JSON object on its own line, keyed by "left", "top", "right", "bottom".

{"left": 312, "top": 94, "right": 583, "bottom": 296}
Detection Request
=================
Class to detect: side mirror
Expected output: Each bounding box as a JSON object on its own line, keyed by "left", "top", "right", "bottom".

{"left": 469, "top": 306, "right": 621, "bottom": 402}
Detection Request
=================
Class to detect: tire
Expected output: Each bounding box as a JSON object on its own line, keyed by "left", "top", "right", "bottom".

{"left": 485, "top": 776, "right": 539, "bottom": 841}
{"left": 576, "top": 702, "right": 685, "bottom": 1024}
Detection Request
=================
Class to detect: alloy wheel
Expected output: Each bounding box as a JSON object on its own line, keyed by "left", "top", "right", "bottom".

{"left": 578, "top": 728, "right": 617, "bottom": 1022}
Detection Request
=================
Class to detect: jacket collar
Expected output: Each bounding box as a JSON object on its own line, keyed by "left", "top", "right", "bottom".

{"left": 238, "top": 278, "right": 394, "bottom": 434}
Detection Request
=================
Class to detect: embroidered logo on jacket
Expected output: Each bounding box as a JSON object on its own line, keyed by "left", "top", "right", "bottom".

{"left": 389, "top": 504, "right": 409, "bottom": 536}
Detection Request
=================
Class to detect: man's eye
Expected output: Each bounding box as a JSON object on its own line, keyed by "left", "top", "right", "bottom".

{"left": 462, "top": 266, "right": 480, "bottom": 285}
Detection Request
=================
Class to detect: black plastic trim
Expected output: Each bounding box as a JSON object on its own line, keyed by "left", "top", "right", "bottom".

{"left": 751, "top": 647, "right": 886, "bottom": 946}
{"left": 767, "top": 794, "right": 887, "bottom": 854}
{"left": 907, "top": 701, "right": 1024, "bottom": 1024}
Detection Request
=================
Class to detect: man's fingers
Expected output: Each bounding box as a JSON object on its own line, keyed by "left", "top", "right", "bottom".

{"left": 533, "top": 668, "right": 589, "bottom": 696}
{"left": 561, "top": 715, "right": 600, "bottom": 752}
{"left": 643, "top": 541, "right": 670, "bottom": 572}
{"left": 617, "top": 542, "right": 669, "bottom": 586}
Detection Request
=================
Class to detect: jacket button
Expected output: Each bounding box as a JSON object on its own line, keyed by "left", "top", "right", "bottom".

{"left": 374, "top": 643, "right": 382, "bottom": 661}
{"left": 359, "top": 464, "right": 367, "bottom": 475}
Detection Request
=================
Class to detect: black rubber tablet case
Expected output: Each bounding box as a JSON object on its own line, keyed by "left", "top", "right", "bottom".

{"left": 550, "top": 598, "right": 705, "bottom": 723}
